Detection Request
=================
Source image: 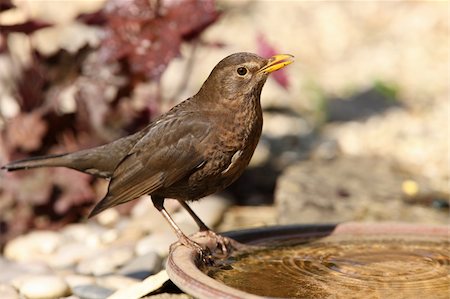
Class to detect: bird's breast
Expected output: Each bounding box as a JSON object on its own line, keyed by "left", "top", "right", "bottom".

{"left": 190, "top": 108, "right": 263, "bottom": 188}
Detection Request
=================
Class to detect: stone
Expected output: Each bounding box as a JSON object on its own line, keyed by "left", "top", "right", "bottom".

{"left": 325, "top": 101, "right": 449, "bottom": 193}
{"left": 107, "top": 270, "right": 169, "bottom": 299}
{"left": 135, "top": 232, "right": 177, "bottom": 257}
{"left": 95, "top": 275, "right": 140, "bottom": 290}
{"left": 49, "top": 242, "right": 97, "bottom": 269}
{"left": 61, "top": 223, "right": 106, "bottom": 248}
{"left": 118, "top": 252, "right": 162, "bottom": 280}
{"left": 128, "top": 202, "right": 176, "bottom": 235}
{"left": 25, "top": 231, "right": 63, "bottom": 254}
{"left": 4, "top": 231, "right": 63, "bottom": 262}
{"left": 0, "top": 283, "right": 19, "bottom": 299}
{"left": 11, "top": 274, "right": 30, "bottom": 289}
{"left": 96, "top": 208, "right": 120, "bottom": 227}
{"left": 61, "top": 224, "right": 93, "bottom": 242}
{"left": 19, "top": 275, "right": 70, "bottom": 299}
{"left": 114, "top": 222, "right": 147, "bottom": 244}
{"left": 72, "top": 285, "right": 114, "bottom": 299}
{"left": 0, "top": 258, "right": 51, "bottom": 283}
{"left": 217, "top": 206, "right": 278, "bottom": 232}
{"left": 275, "top": 156, "right": 449, "bottom": 225}
{"left": 64, "top": 274, "right": 96, "bottom": 288}
{"left": 76, "top": 246, "right": 134, "bottom": 276}
{"left": 99, "top": 228, "right": 119, "bottom": 244}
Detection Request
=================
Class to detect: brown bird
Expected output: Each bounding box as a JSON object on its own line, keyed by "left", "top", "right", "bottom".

{"left": 2, "top": 52, "right": 294, "bottom": 254}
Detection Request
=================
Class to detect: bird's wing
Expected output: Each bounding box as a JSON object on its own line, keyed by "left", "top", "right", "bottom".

{"left": 88, "top": 114, "right": 211, "bottom": 217}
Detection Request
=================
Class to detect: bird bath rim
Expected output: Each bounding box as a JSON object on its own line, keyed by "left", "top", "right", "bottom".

{"left": 166, "top": 222, "right": 449, "bottom": 299}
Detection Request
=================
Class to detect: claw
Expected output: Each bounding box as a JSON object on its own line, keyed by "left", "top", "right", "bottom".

{"left": 173, "top": 230, "right": 244, "bottom": 264}
{"left": 195, "top": 230, "right": 242, "bottom": 258}
{"left": 173, "top": 233, "right": 215, "bottom": 264}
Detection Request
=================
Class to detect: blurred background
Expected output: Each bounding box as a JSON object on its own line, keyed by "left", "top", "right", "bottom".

{"left": 0, "top": 0, "right": 448, "bottom": 253}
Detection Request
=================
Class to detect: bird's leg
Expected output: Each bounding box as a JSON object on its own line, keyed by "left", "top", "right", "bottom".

{"left": 178, "top": 200, "right": 237, "bottom": 256}
{"left": 151, "top": 197, "right": 210, "bottom": 260}
{"left": 178, "top": 200, "right": 210, "bottom": 231}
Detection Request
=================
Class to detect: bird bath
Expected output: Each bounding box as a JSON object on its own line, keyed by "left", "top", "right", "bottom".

{"left": 166, "top": 222, "right": 449, "bottom": 299}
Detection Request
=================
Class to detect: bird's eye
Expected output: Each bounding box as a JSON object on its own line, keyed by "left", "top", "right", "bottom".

{"left": 237, "top": 67, "right": 248, "bottom": 76}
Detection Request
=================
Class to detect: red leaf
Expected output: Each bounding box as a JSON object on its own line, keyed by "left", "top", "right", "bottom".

{"left": 166, "top": 0, "right": 221, "bottom": 40}
{"left": 5, "top": 112, "right": 48, "bottom": 152}
{"left": 98, "top": 0, "right": 219, "bottom": 80}
{"left": 3, "top": 169, "right": 54, "bottom": 206}
{"left": 257, "top": 33, "right": 290, "bottom": 89}
{"left": 16, "top": 63, "right": 47, "bottom": 112}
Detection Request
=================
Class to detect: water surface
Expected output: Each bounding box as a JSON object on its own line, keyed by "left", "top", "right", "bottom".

{"left": 204, "top": 235, "right": 449, "bottom": 298}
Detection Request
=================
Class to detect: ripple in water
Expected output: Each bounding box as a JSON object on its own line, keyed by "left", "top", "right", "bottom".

{"left": 205, "top": 235, "right": 450, "bottom": 298}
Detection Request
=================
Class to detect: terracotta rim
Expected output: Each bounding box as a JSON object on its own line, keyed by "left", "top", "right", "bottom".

{"left": 166, "top": 222, "right": 449, "bottom": 299}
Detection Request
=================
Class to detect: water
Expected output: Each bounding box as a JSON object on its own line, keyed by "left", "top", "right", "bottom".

{"left": 204, "top": 235, "right": 450, "bottom": 298}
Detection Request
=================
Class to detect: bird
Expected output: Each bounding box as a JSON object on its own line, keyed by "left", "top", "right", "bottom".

{"left": 2, "top": 52, "right": 294, "bottom": 255}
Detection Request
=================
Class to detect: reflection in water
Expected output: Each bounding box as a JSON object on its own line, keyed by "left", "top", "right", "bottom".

{"left": 204, "top": 235, "right": 450, "bottom": 298}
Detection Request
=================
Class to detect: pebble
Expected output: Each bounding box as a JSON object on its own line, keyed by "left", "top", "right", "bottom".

{"left": 49, "top": 242, "right": 97, "bottom": 269}
{"left": 118, "top": 252, "right": 162, "bottom": 279}
{"left": 0, "top": 258, "right": 51, "bottom": 283}
{"left": 11, "top": 274, "right": 36, "bottom": 289}
{"left": 64, "top": 274, "right": 96, "bottom": 288}
{"left": 61, "top": 223, "right": 106, "bottom": 248}
{"left": 107, "top": 270, "right": 169, "bottom": 299}
{"left": 135, "top": 232, "right": 177, "bottom": 257}
{"left": 217, "top": 206, "right": 278, "bottom": 232}
{"left": 100, "top": 228, "right": 119, "bottom": 244}
{"left": 19, "top": 275, "right": 70, "bottom": 299}
{"left": 4, "top": 231, "right": 63, "bottom": 262}
{"left": 114, "top": 222, "right": 146, "bottom": 244}
{"left": 61, "top": 224, "right": 93, "bottom": 242}
{"left": 96, "top": 208, "right": 120, "bottom": 227}
{"left": 129, "top": 204, "right": 175, "bottom": 234}
{"left": 0, "top": 283, "right": 19, "bottom": 299}
{"left": 72, "top": 284, "right": 114, "bottom": 299}
{"left": 76, "top": 246, "right": 134, "bottom": 276}
{"left": 96, "top": 274, "right": 140, "bottom": 290}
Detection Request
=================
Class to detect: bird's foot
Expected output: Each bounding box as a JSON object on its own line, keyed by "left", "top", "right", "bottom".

{"left": 171, "top": 230, "right": 245, "bottom": 265}
{"left": 195, "top": 230, "right": 244, "bottom": 259}
{"left": 173, "top": 233, "right": 214, "bottom": 265}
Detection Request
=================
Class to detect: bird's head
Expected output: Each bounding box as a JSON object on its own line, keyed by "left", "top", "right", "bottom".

{"left": 197, "top": 52, "right": 294, "bottom": 103}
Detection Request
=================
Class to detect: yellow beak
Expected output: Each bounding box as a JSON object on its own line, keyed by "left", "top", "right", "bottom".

{"left": 259, "top": 54, "right": 294, "bottom": 74}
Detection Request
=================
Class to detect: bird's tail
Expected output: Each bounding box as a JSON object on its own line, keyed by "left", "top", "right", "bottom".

{"left": 2, "top": 153, "right": 69, "bottom": 171}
